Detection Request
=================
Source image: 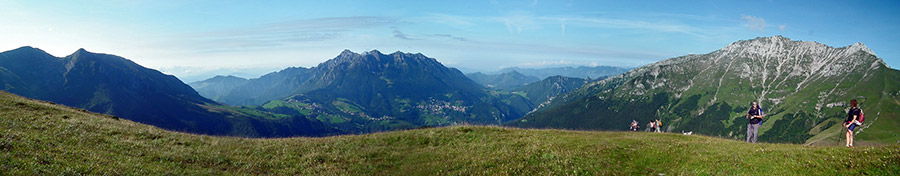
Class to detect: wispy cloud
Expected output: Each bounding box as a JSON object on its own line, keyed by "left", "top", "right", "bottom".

{"left": 176, "top": 16, "right": 401, "bottom": 53}
{"left": 426, "top": 12, "right": 709, "bottom": 37}
{"left": 740, "top": 15, "right": 767, "bottom": 32}
{"left": 778, "top": 24, "right": 786, "bottom": 31}
{"left": 391, "top": 26, "right": 416, "bottom": 40}
{"left": 432, "top": 34, "right": 468, "bottom": 41}
{"left": 541, "top": 16, "right": 706, "bottom": 37}
{"left": 421, "top": 13, "right": 476, "bottom": 29}
{"left": 560, "top": 21, "right": 566, "bottom": 35}
{"left": 497, "top": 11, "right": 540, "bottom": 33}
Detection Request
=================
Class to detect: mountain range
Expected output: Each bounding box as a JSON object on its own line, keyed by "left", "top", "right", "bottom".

{"left": 496, "top": 66, "right": 631, "bottom": 79}
{"left": 192, "top": 50, "right": 538, "bottom": 133}
{"left": 465, "top": 71, "right": 541, "bottom": 91}
{"left": 0, "top": 46, "right": 585, "bottom": 137}
{"left": 3, "top": 36, "right": 898, "bottom": 144}
{"left": 512, "top": 76, "right": 589, "bottom": 107}
{"left": 462, "top": 66, "right": 628, "bottom": 91}
{"left": 0, "top": 47, "right": 337, "bottom": 137}
{"left": 510, "top": 36, "right": 900, "bottom": 145}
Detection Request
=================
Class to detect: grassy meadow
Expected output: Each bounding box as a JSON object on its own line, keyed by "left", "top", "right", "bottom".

{"left": 0, "top": 91, "right": 897, "bottom": 175}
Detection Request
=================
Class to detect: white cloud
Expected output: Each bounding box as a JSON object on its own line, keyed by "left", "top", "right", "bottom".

{"left": 778, "top": 24, "right": 786, "bottom": 31}
{"left": 498, "top": 11, "right": 539, "bottom": 33}
{"left": 560, "top": 19, "right": 567, "bottom": 35}
{"left": 540, "top": 16, "right": 705, "bottom": 37}
{"left": 741, "top": 15, "right": 767, "bottom": 32}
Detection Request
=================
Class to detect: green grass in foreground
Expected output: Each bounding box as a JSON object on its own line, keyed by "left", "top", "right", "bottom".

{"left": 0, "top": 92, "right": 898, "bottom": 175}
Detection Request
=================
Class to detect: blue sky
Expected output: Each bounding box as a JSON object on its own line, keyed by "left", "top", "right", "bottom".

{"left": 1, "top": 0, "right": 898, "bottom": 81}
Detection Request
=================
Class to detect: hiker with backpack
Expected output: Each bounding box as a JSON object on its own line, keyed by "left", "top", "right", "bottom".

{"left": 746, "top": 101, "right": 764, "bottom": 143}
{"left": 647, "top": 120, "right": 656, "bottom": 132}
{"left": 630, "top": 120, "right": 640, "bottom": 131}
{"left": 655, "top": 119, "right": 663, "bottom": 133}
{"left": 844, "top": 99, "right": 864, "bottom": 148}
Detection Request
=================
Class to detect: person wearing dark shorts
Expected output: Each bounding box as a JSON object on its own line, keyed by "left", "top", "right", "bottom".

{"left": 845, "top": 99, "right": 863, "bottom": 148}
{"left": 746, "top": 101, "right": 763, "bottom": 143}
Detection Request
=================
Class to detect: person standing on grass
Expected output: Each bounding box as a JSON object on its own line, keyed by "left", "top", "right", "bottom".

{"left": 844, "top": 99, "right": 863, "bottom": 148}
{"left": 655, "top": 119, "right": 663, "bottom": 133}
{"left": 746, "top": 101, "right": 764, "bottom": 143}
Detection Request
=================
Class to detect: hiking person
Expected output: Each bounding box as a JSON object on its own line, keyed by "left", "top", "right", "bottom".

{"left": 630, "top": 120, "right": 640, "bottom": 131}
{"left": 746, "top": 101, "right": 764, "bottom": 143}
{"left": 655, "top": 119, "right": 663, "bottom": 133}
{"left": 844, "top": 99, "right": 864, "bottom": 148}
{"left": 648, "top": 121, "right": 656, "bottom": 132}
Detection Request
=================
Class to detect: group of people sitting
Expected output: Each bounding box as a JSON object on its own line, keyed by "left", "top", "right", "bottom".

{"left": 629, "top": 119, "right": 662, "bottom": 132}
{"left": 627, "top": 99, "right": 865, "bottom": 148}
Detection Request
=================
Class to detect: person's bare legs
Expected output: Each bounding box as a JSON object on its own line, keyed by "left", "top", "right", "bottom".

{"left": 849, "top": 129, "right": 854, "bottom": 147}
{"left": 845, "top": 128, "right": 854, "bottom": 147}
{"left": 845, "top": 126, "right": 851, "bottom": 147}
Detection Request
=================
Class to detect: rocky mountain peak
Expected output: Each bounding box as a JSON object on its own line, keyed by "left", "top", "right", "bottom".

{"left": 718, "top": 36, "right": 879, "bottom": 63}
{"left": 364, "top": 49, "right": 384, "bottom": 55}
{"left": 847, "top": 42, "right": 875, "bottom": 56}
{"left": 322, "top": 49, "right": 440, "bottom": 69}
{"left": 339, "top": 49, "right": 357, "bottom": 56}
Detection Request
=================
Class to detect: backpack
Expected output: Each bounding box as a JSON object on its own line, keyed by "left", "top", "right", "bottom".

{"left": 758, "top": 108, "right": 764, "bottom": 125}
{"left": 858, "top": 109, "right": 865, "bottom": 123}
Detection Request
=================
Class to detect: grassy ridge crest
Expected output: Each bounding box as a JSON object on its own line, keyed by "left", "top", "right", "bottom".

{"left": 0, "top": 91, "right": 897, "bottom": 175}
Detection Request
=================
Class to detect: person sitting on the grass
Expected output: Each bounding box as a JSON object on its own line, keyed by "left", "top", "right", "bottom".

{"left": 630, "top": 120, "right": 640, "bottom": 131}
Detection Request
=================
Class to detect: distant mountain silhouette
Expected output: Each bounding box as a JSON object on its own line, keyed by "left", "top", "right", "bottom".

{"left": 513, "top": 76, "right": 589, "bottom": 106}
{"left": 189, "top": 75, "right": 250, "bottom": 102}
{"left": 0, "top": 46, "right": 336, "bottom": 137}
{"left": 497, "top": 66, "right": 630, "bottom": 79}
{"left": 466, "top": 71, "right": 540, "bottom": 91}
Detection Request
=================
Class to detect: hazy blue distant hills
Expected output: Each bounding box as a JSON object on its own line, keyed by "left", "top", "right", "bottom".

{"left": 0, "top": 46, "right": 337, "bottom": 137}
{"left": 497, "top": 66, "right": 631, "bottom": 80}
{"left": 510, "top": 36, "right": 900, "bottom": 145}
{"left": 195, "top": 67, "right": 314, "bottom": 106}
{"left": 466, "top": 71, "right": 541, "bottom": 91}
{"left": 512, "top": 76, "right": 589, "bottom": 106}
{"left": 165, "top": 67, "right": 280, "bottom": 83}
{"left": 188, "top": 75, "right": 249, "bottom": 101}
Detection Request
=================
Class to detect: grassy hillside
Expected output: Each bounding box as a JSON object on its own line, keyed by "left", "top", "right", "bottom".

{"left": 512, "top": 37, "right": 900, "bottom": 145}
{"left": 0, "top": 92, "right": 897, "bottom": 175}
